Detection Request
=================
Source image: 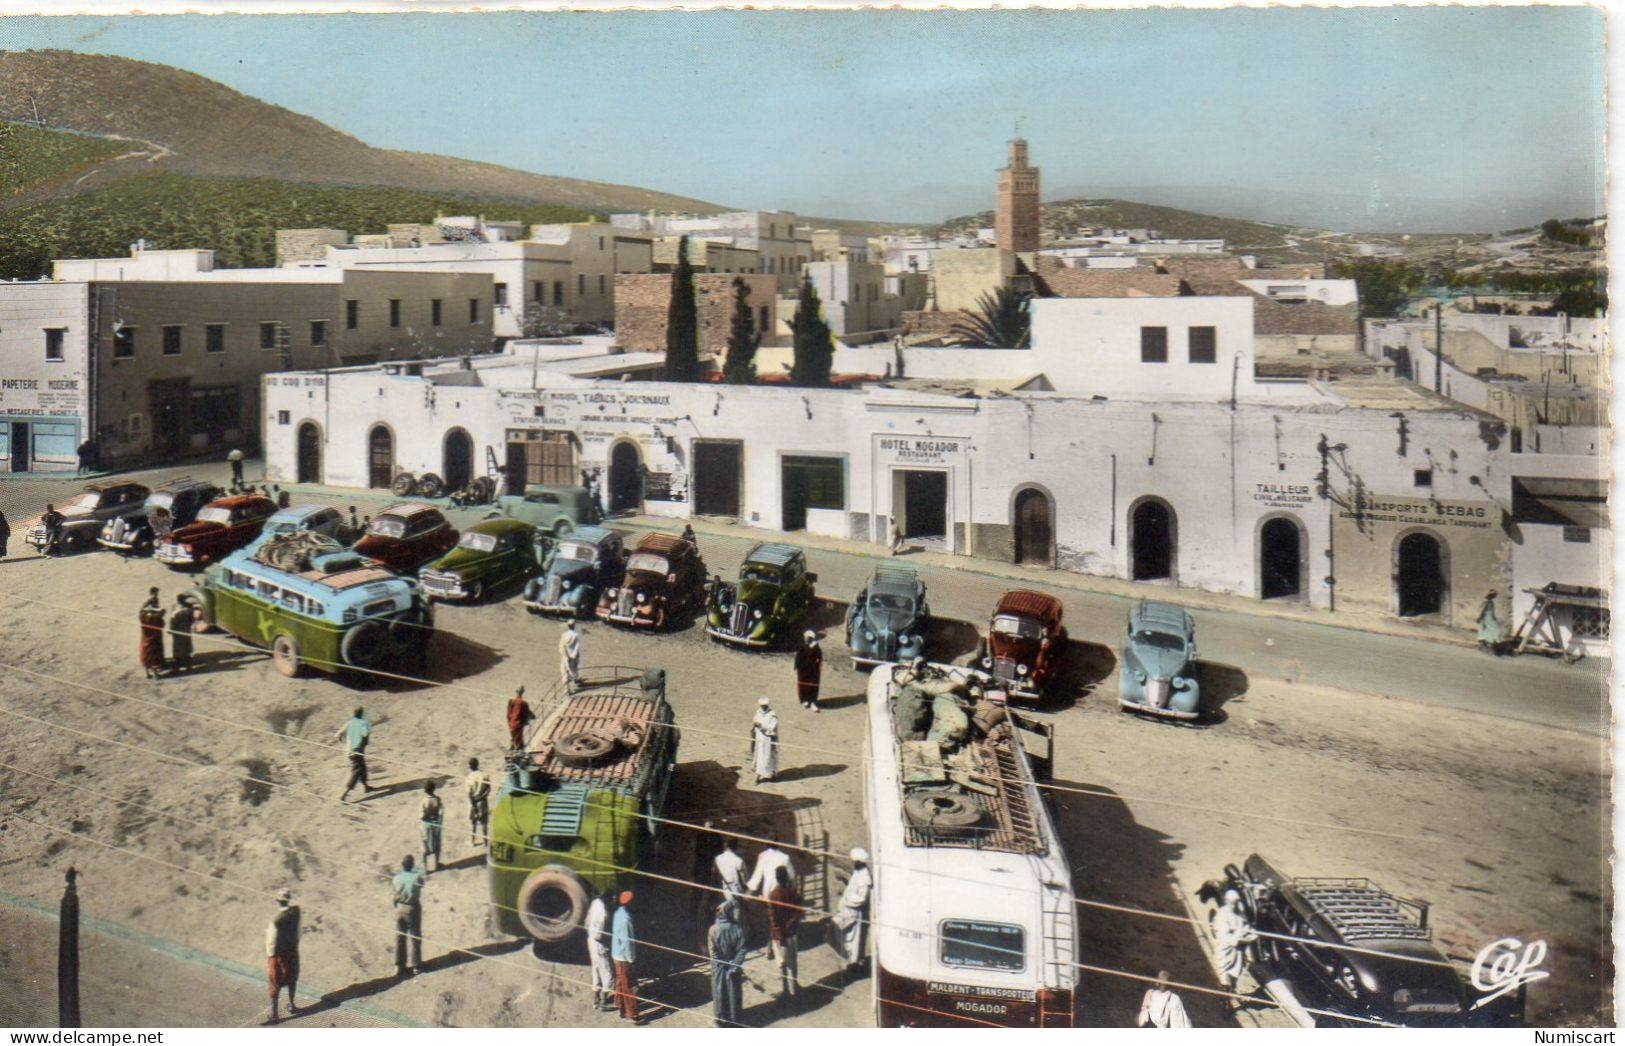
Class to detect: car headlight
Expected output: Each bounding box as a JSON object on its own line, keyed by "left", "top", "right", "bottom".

{"left": 864, "top": 629, "right": 875, "bottom": 642}
{"left": 636, "top": 592, "right": 646, "bottom": 603}
{"left": 1134, "top": 669, "right": 1147, "bottom": 683}
{"left": 562, "top": 578, "right": 572, "bottom": 590}
{"left": 607, "top": 587, "right": 619, "bottom": 597}
{"left": 899, "top": 633, "right": 913, "bottom": 645}
{"left": 981, "top": 657, "right": 992, "bottom": 668}
{"left": 752, "top": 609, "right": 763, "bottom": 620}
{"left": 1017, "top": 664, "right": 1029, "bottom": 676}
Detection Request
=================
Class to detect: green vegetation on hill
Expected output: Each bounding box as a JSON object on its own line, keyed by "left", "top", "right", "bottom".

{"left": 0, "top": 172, "right": 595, "bottom": 280}
{"left": 0, "top": 120, "right": 125, "bottom": 198}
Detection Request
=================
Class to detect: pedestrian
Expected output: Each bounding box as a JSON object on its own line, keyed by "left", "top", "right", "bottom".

{"left": 707, "top": 899, "right": 748, "bottom": 1027}
{"left": 585, "top": 885, "right": 616, "bottom": 1011}
{"left": 138, "top": 589, "right": 165, "bottom": 680}
{"left": 681, "top": 523, "right": 697, "bottom": 550}
{"left": 419, "top": 782, "right": 443, "bottom": 873}
{"left": 346, "top": 506, "right": 360, "bottom": 541}
{"left": 392, "top": 855, "right": 425, "bottom": 977}
{"left": 749, "top": 697, "right": 779, "bottom": 784}
{"left": 228, "top": 448, "right": 245, "bottom": 489}
{"left": 746, "top": 838, "right": 793, "bottom": 901}
{"left": 794, "top": 630, "right": 823, "bottom": 712}
{"left": 767, "top": 866, "right": 803, "bottom": 999}
{"left": 611, "top": 890, "right": 639, "bottom": 1022}
{"left": 1213, "top": 889, "right": 1257, "bottom": 1003}
{"left": 1477, "top": 589, "right": 1504, "bottom": 654}
{"left": 41, "top": 503, "right": 63, "bottom": 554}
{"left": 559, "top": 620, "right": 582, "bottom": 692}
{"left": 465, "top": 757, "right": 491, "bottom": 847}
{"left": 506, "top": 686, "right": 534, "bottom": 752}
{"left": 167, "top": 596, "right": 197, "bottom": 675}
{"left": 832, "top": 848, "right": 871, "bottom": 981}
{"left": 76, "top": 439, "right": 93, "bottom": 475}
{"left": 264, "top": 888, "right": 301, "bottom": 1023}
{"left": 336, "top": 707, "right": 376, "bottom": 802}
{"left": 0, "top": 508, "right": 9, "bottom": 560}
{"left": 714, "top": 835, "right": 747, "bottom": 921}
{"left": 887, "top": 515, "right": 905, "bottom": 556}
{"left": 273, "top": 484, "right": 291, "bottom": 509}
{"left": 1137, "top": 970, "right": 1192, "bottom": 1028}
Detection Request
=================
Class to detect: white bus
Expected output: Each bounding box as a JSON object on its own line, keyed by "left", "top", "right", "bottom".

{"left": 863, "top": 662, "right": 1078, "bottom": 1027}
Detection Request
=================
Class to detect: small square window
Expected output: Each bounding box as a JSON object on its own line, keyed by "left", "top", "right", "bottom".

{"left": 345, "top": 299, "right": 359, "bottom": 330}
{"left": 310, "top": 320, "right": 327, "bottom": 346}
{"left": 162, "top": 325, "right": 183, "bottom": 356}
{"left": 260, "top": 322, "right": 279, "bottom": 351}
{"left": 1413, "top": 469, "right": 1433, "bottom": 488}
{"left": 113, "top": 327, "right": 135, "bottom": 359}
{"left": 44, "top": 328, "right": 66, "bottom": 361}
{"left": 1140, "top": 326, "right": 1168, "bottom": 363}
{"left": 277, "top": 410, "right": 291, "bottom": 425}
{"left": 205, "top": 324, "right": 225, "bottom": 354}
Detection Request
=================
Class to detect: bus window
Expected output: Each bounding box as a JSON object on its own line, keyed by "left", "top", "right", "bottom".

{"left": 257, "top": 580, "right": 280, "bottom": 601}
{"left": 308, "top": 600, "right": 325, "bottom": 618}
{"left": 281, "top": 591, "right": 306, "bottom": 614}
{"left": 939, "top": 920, "right": 1026, "bottom": 972}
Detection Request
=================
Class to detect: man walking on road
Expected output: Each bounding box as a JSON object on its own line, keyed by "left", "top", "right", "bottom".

{"left": 750, "top": 697, "right": 779, "bottom": 784}
{"left": 585, "top": 885, "right": 615, "bottom": 1011}
{"left": 465, "top": 758, "right": 491, "bottom": 847}
{"left": 1137, "top": 971, "right": 1191, "bottom": 1028}
{"left": 337, "top": 708, "right": 376, "bottom": 802}
{"left": 746, "top": 837, "right": 793, "bottom": 948}
{"left": 833, "top": 848, "right": 872, "bottom": 982}
{"left": 392, "top": 855, "right": 425, "bottom": 977}
{"left": 794, "top": 630, "right": 823, "bottom": 712}
{"left": 419, "top": 782, "right": 443, "bottom": 874}
{"left": 559, "top": 620, "right": 582, "bottom": 692}
{"left": 707, "top": 899, "right": 748, "bottom": 1027}
{"left": 167, "top": 595, "right": 197, "bottom": 674}
{"left": 506, "top": 686, "right": 534, "bottom": 752}
{"left": 611, "top": 891, "right": 639, "bottom": 1022}
{"left": 767, "top": 866, "right": 803, "bottom": 999}
{"left": 0, "top": 508, "right": 9, "bottom": 560}
{"left": 265, "top": 888, "right": 301, "bottom": 1023}
{"left": 1213, "top": 889, "right": 1257, "bottom": 1006}
{"left": 41, "top": 504, "right": 63, "bottom": 555}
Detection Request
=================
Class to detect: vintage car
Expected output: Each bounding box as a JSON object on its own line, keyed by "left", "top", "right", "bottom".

{"left": 352, "top": 503, "right": 460, "bottom": 574}
{"left": 418, "top": 518, "right": 543, "bottom": 602}
{"left": 1119, "top": 600, "right": 1202, "bottom": 720}
{"left": 154, "top": 495, "right": 277, "bottom": 569}
{"left": 846, "top": 563, "right": 929, "bottom": 667}
{"left": 242, "top": 504, "right": 346, "bottom": 556}
{"left": 487, "top": 484, "right": 602, "bottom": 537}
{"left": 1199, "top": 855, "right": 1524, "bottom": 1028}
{"left": 597, "top": 532, "right": 706, "bottom": 630}
{"left": 201, "top": 536, "right": 433, "bottom": 677}
{"left": 979, "top": 590, "right": 1067, "bottom": 703}
{"left": 99, "top": 477, "right": 223, "bottom": 556}
{"left": 522, "top": 525, "right": 625, "bottom": 617}
{"left": 704, "top": 542, "right": 818, "bottom": 649}
{"left": 25, "top": 481, "right": 151, "bottom": 555}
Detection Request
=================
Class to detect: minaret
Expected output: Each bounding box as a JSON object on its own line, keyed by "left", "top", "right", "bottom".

{"left": 995, "top": 138, "right": 1040, "bottom": 254}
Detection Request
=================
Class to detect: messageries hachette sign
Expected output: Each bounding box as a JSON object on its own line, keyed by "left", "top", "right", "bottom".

{"left": 1339, "top": 495, "right": 1496, "bottom": 530}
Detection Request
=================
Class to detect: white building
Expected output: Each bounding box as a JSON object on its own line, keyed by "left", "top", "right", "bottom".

{"left": 610, "top": 211, "right": 811, "bottom": 292}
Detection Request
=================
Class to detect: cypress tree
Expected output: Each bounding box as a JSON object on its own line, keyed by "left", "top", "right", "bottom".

{"left": 665, "top": 234, "right": 701, "bottom": 381}
{"left": 789, "top": 274, "right": 834, "bottom": 388}
{"left": 723, "top": 277, "right": 759, "bottom": 384}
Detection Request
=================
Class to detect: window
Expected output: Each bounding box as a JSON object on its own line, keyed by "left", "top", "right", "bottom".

{"left": 783, "top": 455, "right": 845, "bottom": 510}
{"left": 310, "top": 320, "right": 327, "bottom": 347}
{"left": 345, "top": 299, "right": 359, "bottom": 330}
{"left": 260, "top": 322, "right": 279, "bottom": 351}
{"left": 1140, "top": 326, "right": 1168, "bottom": 363}
{"left": 1563, "top": 526, "right": 1591, "bottom": 544}
{"left": 468, "top": 298, "right": 480, "bottom": 324}
{"left": 532, "top": 281, "right": 543, "bottom": 302}
{"left": 113, "top": 327, "right": 135, "bottom": 359}
{"left": 598, "top": 237, "right": 605, "bottom": 251}
{"left": 389, "top": 299, "right": 401, "bottom": 328}
{"left": 554, "top": 281, "right": 565, "bottom": 306}
{"left": 191, "top": 385, "right": 243, "bottom": 441}
{"left": 431, "top": 299, "right": 443, "bottom": 327}
{"left": 277, "top": 410, "right": 291, "bottom": 425}
{"left": 206, "top": 324, "right": 225, "bottom": 354}
{"left": 759, "top": 306, "right": 769, "bottom": 333}
{"left": 1413, "top": 469, "right": 1433, "bottom": 488}
{"left": 577, "top": 274, "right": 586, "bottom": 295}
{"left": 939, "top": 920, "right": 1024, "bottom": 972}
{"left": 597, "top": 274, "right": 606, "bottom": 294}
{"left": 161, "top": 325, "right": 183, "bottom": 356}
{"left": 1189, "top": 326, "right": 1216, "bottom": 364}
{"left": 494, "top": 283, "right": 509, "bottom": 308}
{"left": 44, "top": 328, "right": 65, "bottom": 361}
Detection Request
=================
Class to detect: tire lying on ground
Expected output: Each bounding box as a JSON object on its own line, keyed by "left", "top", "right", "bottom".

{"left": 517, "top": 865, "right": 591, "bottom": 943}
{"left": 341, "top": 620, "right": 388, "bottom": 668}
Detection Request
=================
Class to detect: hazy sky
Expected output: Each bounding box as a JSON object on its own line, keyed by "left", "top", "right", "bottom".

{"left": 0, "top": 8, "right": 1605, "bottom": 228}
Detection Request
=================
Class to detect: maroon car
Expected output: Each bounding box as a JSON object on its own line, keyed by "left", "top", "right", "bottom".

{"left": 154, "top": 495, "right": 277, "bottom": 569}
{"left": 980, "top": 589, "right": 1067, "bottom": 702}
{"left": 596, "top": 532, "right": 707, "bottom": 630}
{"left": 353, "top": 503, "right": 460, "bottom": 574}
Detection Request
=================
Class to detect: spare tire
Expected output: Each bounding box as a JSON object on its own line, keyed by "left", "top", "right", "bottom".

{"left": 516, "top": 865, "right": 592, "bottom": 943}
{"left": 416, "top": 473, "right": 445, "bottom": 499}
{"left": 341, "top": 620, "right": 388, "bottom": 668}
{"left": 903, "top": 790, "right": 985, "bottom": 831}
{"left": 555, "top": 731, "right": 617, "bottom": 764}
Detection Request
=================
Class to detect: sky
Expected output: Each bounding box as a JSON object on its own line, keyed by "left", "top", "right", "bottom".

{"left": 0, "top": 7, "right": 1606, "bottom": 230}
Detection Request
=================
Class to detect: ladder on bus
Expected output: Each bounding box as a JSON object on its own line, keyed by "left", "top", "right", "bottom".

{"left": 1039, "top": 879, "right": 1076, "bottom": 1024}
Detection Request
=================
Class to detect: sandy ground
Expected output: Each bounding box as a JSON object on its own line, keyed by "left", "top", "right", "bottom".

{"left": 0, "top": 527, "right": 1610, "bottom": 1028}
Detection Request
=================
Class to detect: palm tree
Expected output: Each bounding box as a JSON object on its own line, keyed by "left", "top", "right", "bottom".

{"left": 950, "top": 286, "right": 1031, "bottom": 348}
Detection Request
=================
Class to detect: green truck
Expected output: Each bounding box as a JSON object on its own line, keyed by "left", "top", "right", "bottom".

{"left": 488, "top": 668, "right": 678, "bottom": 944}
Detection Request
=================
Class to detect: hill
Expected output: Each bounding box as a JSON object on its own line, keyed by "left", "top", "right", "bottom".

{"left": 0, "top": 49, "right": 723, "bottom": 216}
{"left": 0, "top": 119, "right": 126, "bottom": 199}
{"left": 936, "top": 197, "right": 1302, "bottom": 248}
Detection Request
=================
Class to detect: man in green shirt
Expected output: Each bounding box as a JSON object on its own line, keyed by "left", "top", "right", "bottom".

{"left": 392, "top": 855, "right": 425, "bottom": 977}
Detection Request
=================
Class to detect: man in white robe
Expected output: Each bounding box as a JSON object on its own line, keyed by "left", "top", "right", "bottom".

{"left": 1137, "top": 971, "right": 1192, "bottom": 1028}
{"left": 833, "top": 848, "right": 872, "bottom": 980}
{"left": 584, "top": 886, "right": 615, "bottom": 1010}
{"left": 750, "top": 697, "right": 779, "bottom": 784}
{"left": 1213, "top": 889, "right": 1257, "bottom": 1002}
{"left": 559, "top": 620, "right": 582, "bottom": 692}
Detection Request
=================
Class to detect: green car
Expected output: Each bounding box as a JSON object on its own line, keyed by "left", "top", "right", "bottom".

{"left": 486, "top": 484, "right": 603, "bottom": 537}
{"left": 417, "top": 518, "right": 543, "bottom": 602}
{"left": 705, "top": 542, "right": 817, "bottom": 649}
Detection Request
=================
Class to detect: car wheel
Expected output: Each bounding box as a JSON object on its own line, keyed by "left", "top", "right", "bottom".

{"left": 553, "top": 519, "right": 573, "bottom": 538}
{"left": 391, "top": 472, "right": 417, "bottom": 497}
{"left": 416, "top": 473, "right": 445, "bottom": 499}
{"left": 65, "top": 531, "right": 90, "bottom": 554}
{"left": 271, "top": 634, "right": 302, "bottom": 678}
{"left": 468, "top": 580, "right": 484, "bottom": 603}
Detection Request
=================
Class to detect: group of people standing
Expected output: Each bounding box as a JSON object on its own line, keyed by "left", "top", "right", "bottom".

{"left": 136, "top": 587, "right": 200, "bottom": 679}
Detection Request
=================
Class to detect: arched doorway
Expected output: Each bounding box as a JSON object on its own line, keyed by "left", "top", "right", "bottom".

{"left": 1013, "top": 487, "right": 1053, "bottom": 566}
{"left": 443, "top": 428, "right": 473, "bottom": 493}
{"left": 608, "top": 441, "right": 643, "bottom": 513}
{"left": 1258, "top": 515, "right": 1306, "bottom": 600}
{"left": 367, "top": 425, "right": 394, "bottom": 489}
{"left": 1129, "top": 497, "right": 1176, "bottom": 582}
{"left": 1395, "top": 530, "right": 1447, "bottom": 617}
{"left": 296, "top": 422, "right": 322, "bottom": 485}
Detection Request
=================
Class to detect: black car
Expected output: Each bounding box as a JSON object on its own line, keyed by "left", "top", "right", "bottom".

{"left": 98, "top": 476, "right": 223, "bottom": 556}
{"left": 1199, "top": 855, "right": 1524, "bottom": 1028}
